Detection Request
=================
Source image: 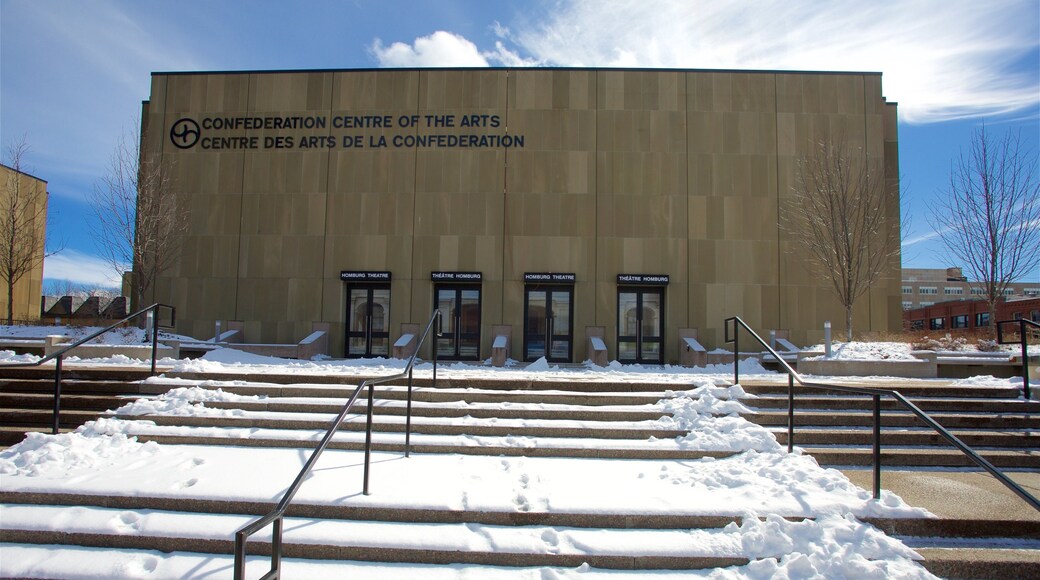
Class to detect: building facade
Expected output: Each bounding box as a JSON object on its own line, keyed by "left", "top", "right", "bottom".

{"left": 904, "top": 297, "right": 1040, "bottom": 332}
{"left": 0, "top": 163, "right": 47, "bottom": 323}
{"left": 902, "top": 267, "right": 1040, "bottom": 310}
{"left": 140, "top": 67, "right": 902, "bottom": 363}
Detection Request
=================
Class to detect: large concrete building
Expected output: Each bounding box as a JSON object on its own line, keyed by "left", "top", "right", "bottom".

{"left": 140, "top": 67, "right": 902, "bottom": 363}
{"left": 0, "top": 163, "right": 47, "bottom": 323}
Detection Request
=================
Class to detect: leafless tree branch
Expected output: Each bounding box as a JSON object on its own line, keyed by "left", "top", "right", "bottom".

{"left": 931, "top": 126, "right": 1040, "bottom": 337}
{"left": 783, "top": 133, "right": 901, "bottom": 341}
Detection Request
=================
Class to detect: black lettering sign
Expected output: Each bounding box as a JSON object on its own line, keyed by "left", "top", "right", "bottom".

{"left": 341, "top": 271, "right": 391, "bottom": 281}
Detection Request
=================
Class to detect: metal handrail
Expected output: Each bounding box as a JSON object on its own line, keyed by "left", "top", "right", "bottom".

{"left": 233, "top": 310, "right": 442, "bottom": 580}
{"left": 997, "top": 318, "right": 1039, "bottom": 401}
{"left": 725, "top": 316, "right": 1040, "bottom": 512}
{"left": 0, "top": 303, "right": 176, "bottom": 434}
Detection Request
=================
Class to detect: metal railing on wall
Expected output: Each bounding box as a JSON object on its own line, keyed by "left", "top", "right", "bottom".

{"left": 997, "top": 318, "right": 1039, "bottom": 401}
{"left": 233, "top": 310, "right": 442, "bottom": 580}
{"left": 725, "top": 315, "right": 1039, "bottom": 513}
{"left": 0, "top": 303, "right": 176, "bottom": 434}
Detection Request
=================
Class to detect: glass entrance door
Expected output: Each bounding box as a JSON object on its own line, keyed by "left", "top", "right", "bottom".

{"left": 345, "top": 285, "right": 390, "bottom": 358}
{"left": 435, "top": 285, "right": 481, "bottom": 360}
{"left": 524, "top": 286, "right": 573, "bottom": 362}
{"left": 617, "top": 287, "right": 663, "bottom": 364}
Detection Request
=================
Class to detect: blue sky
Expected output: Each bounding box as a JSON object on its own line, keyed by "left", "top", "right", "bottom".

{"left": 1, "top": 0, "right": 1038, "bottom": 289}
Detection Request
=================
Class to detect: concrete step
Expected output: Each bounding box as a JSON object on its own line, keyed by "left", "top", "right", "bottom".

{"left": 125, "top": 430, "right": 733, "bottom": 460}
{"left": 207, "top": 399, "right": 668, "bottom": 422}
{"left": 0, "top": 503, "right": 750, "bottom": 570}
{"left": 740, "top": 382, "right": 1024, "bottom": 399}
{"left": 0, "top": 409, "right": 108, "bottom": 429}
{"left": 772, "top": 428, "right": 1039, "bottom": 448}
{"left": 0, "top": 391, "right": 138, "bottom": 411}
{"left": 748, "top": 410, "right": 1040, "bottom": 430}
{"left": 912, "top": 546, "right": 1040, "bottom": 579}
{"left": 802, "top": 447, "right": 1040, "bottom": 468}
{"left": 0, "top": 377, "right": 155, "bottom": 395}
{"left": 748, "top": 394, "right": 1040, "bottom": 413}
{"left": 136, "top": 413, "right": 687, "bottom": 441}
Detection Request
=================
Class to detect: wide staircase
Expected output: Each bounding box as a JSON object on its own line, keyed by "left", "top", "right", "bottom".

{"left": 2, "top": 366, "right": 1039, "bottom": 578}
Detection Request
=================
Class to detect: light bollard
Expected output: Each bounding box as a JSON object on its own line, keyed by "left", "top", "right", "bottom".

{"left": 214, "top": 320, "right": 221, "bottom": 344}
{"left": 824, "top": 321, "right": 832, "bottom": 358}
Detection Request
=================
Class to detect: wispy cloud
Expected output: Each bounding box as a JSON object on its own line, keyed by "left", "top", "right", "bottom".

{"left": 43, "top": 250, "right": 126, "bottom": 289}
{"left": 371, "top": 30, "right": 538, "bottom": 68}
{"left": 373, "top": 1, "right": 1039, "bottom": 124}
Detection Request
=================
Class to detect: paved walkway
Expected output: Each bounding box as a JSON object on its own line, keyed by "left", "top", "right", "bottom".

{"left": 841, "top": 468, "right": 1040, "bottom": 521}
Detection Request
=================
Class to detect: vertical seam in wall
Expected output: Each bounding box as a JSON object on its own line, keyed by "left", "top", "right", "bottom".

{"left": 774, "top": 74, "right": 782, "bottom": 330}
{"left": 234, "top": 74, "right": 253, "bottom": 323}
{"left": 685, "top": 72, "right": 690, "bottom": 335}
{"left": 321, "top": 73, "right": 335, "bottom": 337}
{"left": 411, "top": 72, "right": 421, "bottom": 320}
{"left": 594, "top": 71, "right": 600, "bottom": 329}
{"left": 863, "top": 75, "right": 872, "bottom": 330}
{"left": 499, "top": 70, "right": 507, "bottom": 324}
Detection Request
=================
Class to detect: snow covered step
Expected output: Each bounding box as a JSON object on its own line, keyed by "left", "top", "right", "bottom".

{"left": 0, "top": 503, "right": 753, "bottom": 570}
{"left": 130, "top": 413, "right": 690, "bottom": 441}
{"left": 0, "top": 545, "right": 749, "bottom": 580}
{"left": 0, "top": 490, "right": 741, "bottom": 530}
{"left": 93, "top": 419, "right": 747, "bottom": 459}
{"left": 206, "top": 398, "right": 670, "bottom": 422}
{"left": 146, "top": 380, "right": 675, "bottom": 406}
{"left": 167, "top": 371, "right": 700, "bottom": 394}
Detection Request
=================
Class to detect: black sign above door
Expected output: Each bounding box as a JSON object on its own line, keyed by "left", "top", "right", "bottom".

{"left": 524, "top": 272, "right": 576, "bottom": 283}
{"left": 432, "top": 272, "right": 482, "bottom": 282}
{"left": 341, "top": 271, "right": 392, "bottom": 281}
{"left": 617, "top": 274, "right": 669, "bottom": 286}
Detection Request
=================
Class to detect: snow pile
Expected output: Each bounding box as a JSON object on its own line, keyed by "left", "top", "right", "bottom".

{"left": 0, "top": 349, "right": 40, "bottom": 364}
{"left": 735, "top": 513, "right": 927, "bottom": 578}
{"left": 804, "top": 342, "right": 917, "bottom": 361}
{"left": 0, "top": 323, "right": 193, "bottom": 345}
{"left": 114, "top": 387, "right": 261, "bottom": 417}
{"left": 0, "top": 424, "right": 159, "bottom": 477}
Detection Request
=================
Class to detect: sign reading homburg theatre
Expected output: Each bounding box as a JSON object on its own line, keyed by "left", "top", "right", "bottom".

{"left": 141, "top": 67, "right": 901, "bottom": 364}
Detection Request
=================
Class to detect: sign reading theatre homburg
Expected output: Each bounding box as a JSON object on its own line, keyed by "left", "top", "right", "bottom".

{"left": 340, "top": 271, "right": 391, "bottom": 281}
{"left": 171, "top": 114, "right": 525, "bottom": 151}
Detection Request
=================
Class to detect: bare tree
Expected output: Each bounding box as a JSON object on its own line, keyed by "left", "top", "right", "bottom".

{"left": 90, "top": 125, "right": 189, "bottom": 313}
{"left": 932, "top": 126, "right": 1040, "bottom": 336}
{"left": 783, "top": 134, "right": 901, "bottom": 341}
{"left": 1, "top": 136, "right": 58, "bottom": 324}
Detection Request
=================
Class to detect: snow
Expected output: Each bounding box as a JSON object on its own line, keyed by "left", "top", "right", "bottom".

{"left": 803, "top": 342, "right": 918, "bottom": 361}
{"left": 0, "top": 329, "right": 958, "bottom": 578}
{"left": 0, "top": 324, "right": 193, "bottom": 345}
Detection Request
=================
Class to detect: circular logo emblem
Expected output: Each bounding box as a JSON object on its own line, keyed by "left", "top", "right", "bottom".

{"left": 170, "top": 118, "right": 200, "bottom": 149}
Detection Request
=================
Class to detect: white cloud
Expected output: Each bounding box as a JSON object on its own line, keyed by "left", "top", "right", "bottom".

{"left": 44, "top": 250, "right": 125, "bottom": 289}
{"left": 375, "top": 1, "right": 1039, "bottom": 124}
{"left": 372, "top": 31, "right": 492, "bottom": 67}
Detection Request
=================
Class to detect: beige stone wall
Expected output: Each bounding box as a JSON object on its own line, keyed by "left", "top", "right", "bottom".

{"left": 0, "top": 164, "right": 47, "bottom": 322}
{"left": 144, "top": 68, "right": 901, "bottom": 361}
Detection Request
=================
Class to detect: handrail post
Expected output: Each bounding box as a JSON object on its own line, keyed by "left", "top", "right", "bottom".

{"left": 150, "top": 306, "right": 159, "bottom": 375}
{"left": 406, "top": 366, "right": 413, "bottom": 458}
{"left": 873, "top": 394, "right": 882, "bottom": 501}
{"left": 271, "top": 517, "right": 282, "bottom": 577}
{"left": 52, "top": 355, "right": 63, "bottom": 435}
{"left": 787, "top": 373, "right": 794, "bottom": 453}
{"left": 234, "top": 531, "right": 246, "bottom": 580}
{"left": 364, "top": 383, "right": 375, "bottom": 495}
{"left": 733, "top": 320, "right": 739, "bottom": 386}
{"left": 1021, "top": 320, "right": 1031, "bottom": 401}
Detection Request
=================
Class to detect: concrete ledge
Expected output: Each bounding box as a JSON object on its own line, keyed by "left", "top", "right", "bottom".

{"left": 797, "top": 350, "right": 938, "bottom": 378}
